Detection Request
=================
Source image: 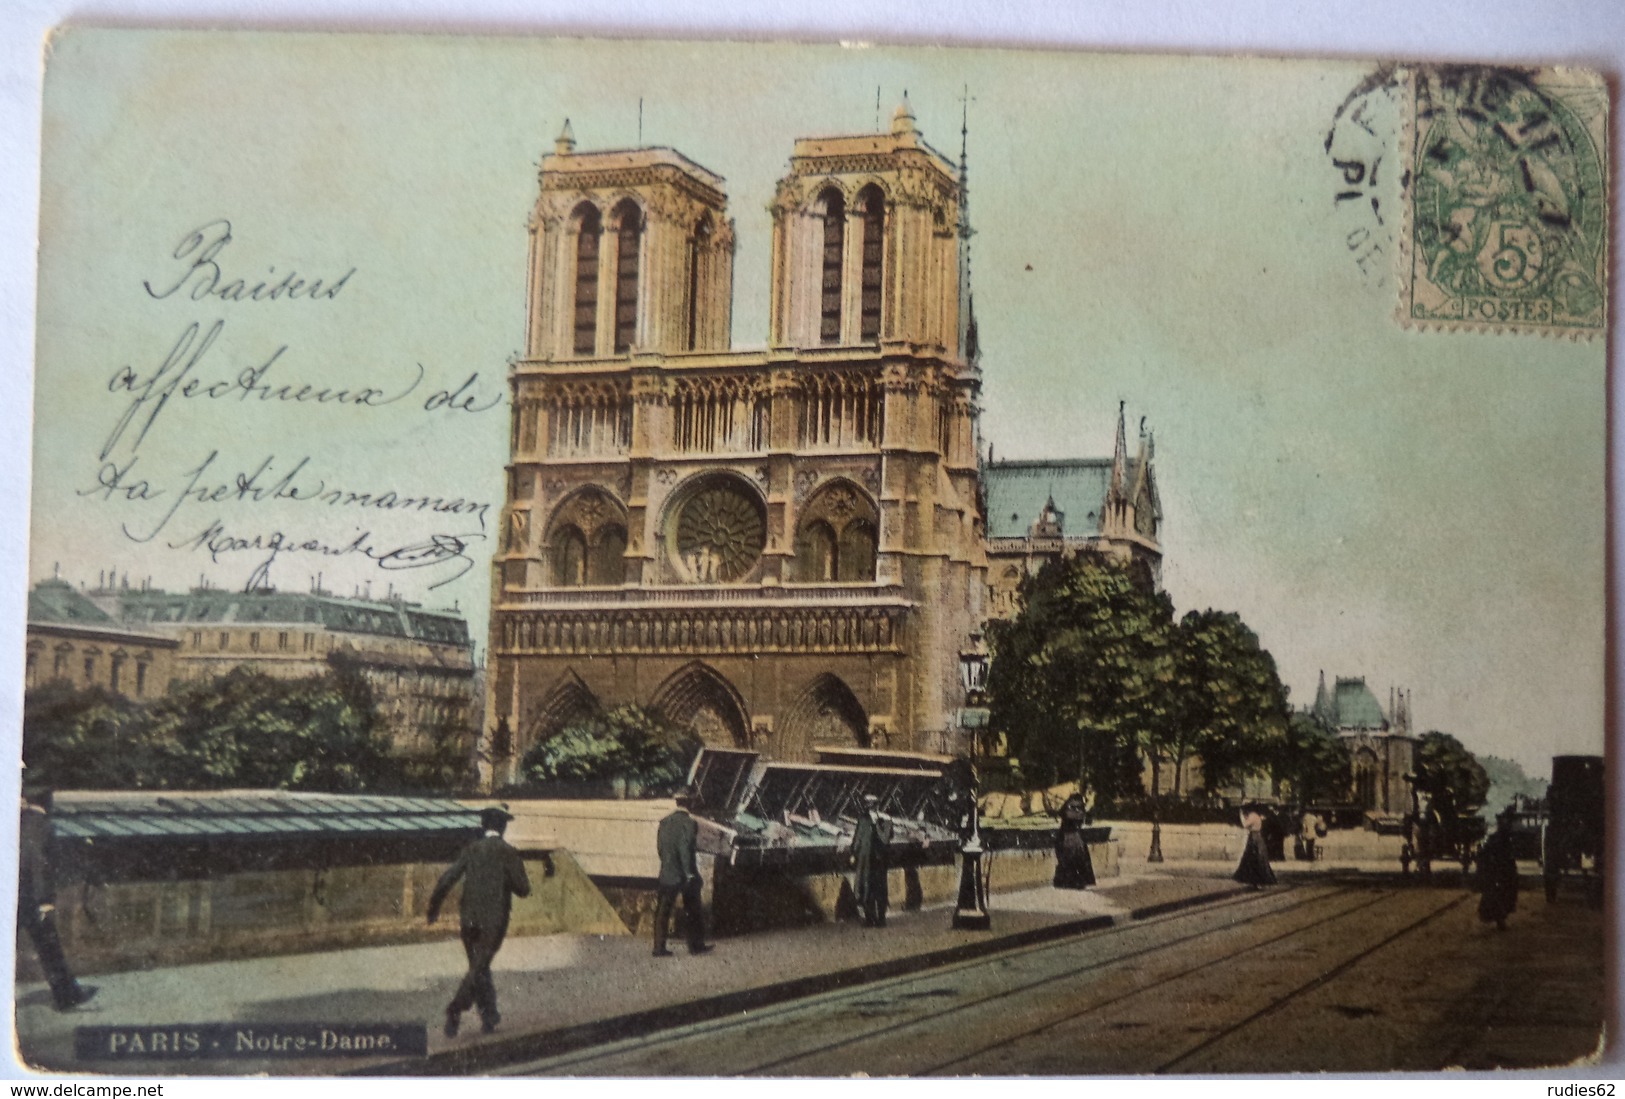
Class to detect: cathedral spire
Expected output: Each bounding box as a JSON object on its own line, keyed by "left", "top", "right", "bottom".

{"left": 957, "top": 86, "right": 978, "bottom": 366}
{"left": 1314, "top": 670, "right": 1333, "bottom": 724}
{"left": 554, "top": 118, "right": 576, "bottom": 155}
{"left": 1109, "top": 400, "right": 1128, "bottom": 497}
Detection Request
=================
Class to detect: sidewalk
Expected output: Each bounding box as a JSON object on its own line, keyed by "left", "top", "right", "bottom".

{"left": 15, "top": 867, "right": 1249, "bottom": 1076}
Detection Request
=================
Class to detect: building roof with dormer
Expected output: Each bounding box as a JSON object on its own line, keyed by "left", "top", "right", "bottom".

{"left": 982, "top": 458, "right": 1151, "bottom": 540}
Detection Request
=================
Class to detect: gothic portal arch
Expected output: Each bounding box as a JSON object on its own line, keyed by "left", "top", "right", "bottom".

{"left": 525, "top": 670, "right": 601, "bottom": 753}
{"left": 777, "top": 673, "right": 869, "bottom": 761}
{"left": 650, "top": 661, "right": 751, "bottom": 749}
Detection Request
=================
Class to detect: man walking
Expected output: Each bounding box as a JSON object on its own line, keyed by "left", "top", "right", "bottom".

{"left": 652, "top": 788, "right": 712, "bottom": 957}
{"left": 428, "top": 806, "right": 532, "bottom": 1037}
{"left": 18, "top": 785, "right": 96, "bottom": 1012}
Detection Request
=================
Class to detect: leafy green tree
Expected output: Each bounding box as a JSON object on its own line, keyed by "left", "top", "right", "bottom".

{"left": 395, "top": 712, "right": 481, "bottom": 794}
{"left": 986, "top": 551, "right": 1173, "bottom": 801}
{"left": 520, "top": 704, "right": 700, "bottom": 795}
{"left": 1274, "top": 710, "right": 1352, "bottom": 804}
{"left": 1160, "top": 609, "right": 1291, "bottom": 797}
{"left": 22, "top": 671, "right": 399, "bottom": 792}
{"left": 22, "top": 681, "right": 163, "bottom": 789}
{"left": 1412, "top": 730, "right": 1490, "bottom": 815}
{"left": 145, "top": 668, "right": 398, "bottom": 791}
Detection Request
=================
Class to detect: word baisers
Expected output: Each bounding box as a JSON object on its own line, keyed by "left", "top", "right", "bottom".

{"left": 145, "top": 219, "right": 354, "bottom": 303}
{"left": 74, "top": 1024, "right": 427, "bottom": 1059}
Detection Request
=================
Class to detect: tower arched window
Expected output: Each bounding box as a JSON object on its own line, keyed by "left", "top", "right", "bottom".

{"left": 590, "top": 524, "right": 627, "bottom": 585}
{"left": 857, "top": 185, "right": 886, "bottom": 341}
{"left": 572, "top": 205, "right": 602, "bottom": 356}
{"left": 796, "top": 521, "right": 837, "bottom": 581}
{"left": 612, "top": 200, "right": 642, "bottom": 353}
{"left": 793, "top": 482, "right": 880, "bottom": 583}
{"left": 551, "top": 525, "right": 588, "bottom": 587}
{"left": 837, "top": 520, "right": 877, "bottom": 582}
{"left": 819, "top": 188, "right": 845, "bottom": 344}
{"left": 687, "top": 215, "right": 712, "bottom": 351}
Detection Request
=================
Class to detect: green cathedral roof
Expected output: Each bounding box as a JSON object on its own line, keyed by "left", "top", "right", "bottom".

{"left": 982, "top": 458, "right": 1147, "bottom": 540}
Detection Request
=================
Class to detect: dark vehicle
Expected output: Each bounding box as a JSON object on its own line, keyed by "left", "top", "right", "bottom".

{"left": 1542, "top": 754, "right": 1604, "bottom": 904}
{"left": 1400, "top": 786, "right": 1487, "bottom": 879}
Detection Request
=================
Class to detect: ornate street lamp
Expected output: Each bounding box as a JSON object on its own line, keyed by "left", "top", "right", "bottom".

{"left": 954, "top": 633, "right": 992, "bottom": 931}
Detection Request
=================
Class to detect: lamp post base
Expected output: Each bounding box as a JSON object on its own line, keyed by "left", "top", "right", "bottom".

{"left": 952, "top": 842, "right": 991, "bottom": 931}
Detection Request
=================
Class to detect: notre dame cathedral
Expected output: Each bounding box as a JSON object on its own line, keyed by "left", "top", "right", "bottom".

{"left": 486, "top": 100, "right": 1161, "bottom": 783}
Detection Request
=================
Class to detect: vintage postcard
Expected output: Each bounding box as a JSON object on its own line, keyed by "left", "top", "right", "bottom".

{"left": 12, "top": 30, "right": 1608, "bottom": 1077}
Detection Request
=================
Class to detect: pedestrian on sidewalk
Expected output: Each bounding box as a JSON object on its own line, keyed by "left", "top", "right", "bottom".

{"left": 1233, "top": 803, "right": 1276, "bottom": 889}
{"left": 1476, "top": 810, "right": 1519, "bottom": 931}
{"left": 1299, "top": 808, "right": 1325, "bottom": 862}
{"left": 428, "top": 805, "right": 533, "bottom": 1037}
{"left": 653, "top": 787, "right": 713, "bottom": 957}
{"left": 18, "top": 784, "right": 96, "bottom": 1012}
{"left": 852, "top": 793, "right": 891, "bottom": 927}
{"left": 1053, "top": 793, "right": 1096, "bottom": 890}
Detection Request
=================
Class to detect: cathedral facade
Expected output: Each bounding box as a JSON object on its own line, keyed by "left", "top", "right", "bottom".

{"left": 485, "top": 103, "right": 1159, "bottom": 784}
{"left": 487, "top": 104, "right": 986, "bottom": 780}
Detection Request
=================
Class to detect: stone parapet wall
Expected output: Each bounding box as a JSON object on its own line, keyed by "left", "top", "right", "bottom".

{"left": 26, "top": 850, "right": 624, "bottom": 979}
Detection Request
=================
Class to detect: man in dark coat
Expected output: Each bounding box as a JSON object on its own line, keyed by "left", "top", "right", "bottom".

{"left": 1053, "top": 794, "right": 1096, "bottom": 890}
{"left": 653, "top": 788, "right": 712, "bottom": 957}
{"left": 18, "top": 786, "right": 96, "bottom": 1011}
{"left": 852, "top": 793, "right": 891, "bottom": 927}
{"left": 428, "top": 805, "right": 533, "bottom": 1037}
{"left": 1477, "top": 811, "right": 1520, "bottom": 931}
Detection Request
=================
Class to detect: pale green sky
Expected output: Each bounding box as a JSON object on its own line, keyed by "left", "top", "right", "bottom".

{"left": 32, "top": 30, "right": 1605, "bottom": 777}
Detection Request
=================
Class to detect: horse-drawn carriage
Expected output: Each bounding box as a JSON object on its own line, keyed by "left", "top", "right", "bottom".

{"left": 1400, "top": 794, "right": 1486, "bottom": 879}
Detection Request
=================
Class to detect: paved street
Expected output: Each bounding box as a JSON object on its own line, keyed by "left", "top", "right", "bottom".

{"left": 503, "top": 877, "right": 1604, "bottom": 1076}
{"left": 15, "top": 868, "right": 1602, "bottom": 1076}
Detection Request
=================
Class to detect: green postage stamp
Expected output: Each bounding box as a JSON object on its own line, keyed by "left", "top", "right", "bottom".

{"left": 1403, "top": 65, "right": 1609, "bottom": 335}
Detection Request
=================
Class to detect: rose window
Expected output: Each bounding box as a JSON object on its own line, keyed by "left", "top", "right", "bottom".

{"left": 674, "top": 479, "right": 766, "bottom": 582}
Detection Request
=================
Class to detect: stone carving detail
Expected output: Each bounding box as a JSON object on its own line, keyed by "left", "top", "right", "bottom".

{"left": 795, "top": 470, "right": 820, "bottom": 499}
{"left": 546, "top": 486, "right": 627, "bottom": 541}
{"left": 861, "top": 466, "right": 881, "bottom": 492}
{"left": 506, "top": 508, "right": 530, "bottom": 552}
{"left": 494, "top": 606, "right": 901, "bottom": 656}
{"left": 539, "top": 164, "right": 725, "bottom": 209}
{"left": 825, "top": 485, "right": 857, "bottom": 519}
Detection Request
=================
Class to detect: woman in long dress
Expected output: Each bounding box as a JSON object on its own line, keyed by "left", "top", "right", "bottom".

{"left": 1477, "top": 811, "right": 1519, "bottom": 931}
{"left": 1053, "top": 794, "right": 1096, "bottom": 889}
{"left": 1233, "top": 803, "right": 1277, "bottom": 889}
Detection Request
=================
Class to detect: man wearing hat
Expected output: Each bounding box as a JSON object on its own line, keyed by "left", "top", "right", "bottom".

{"left": 428, "top": 805, "right": 532, "bottom": 1036}
{"left": 18, "top": 784, "right": 96, "bottom": 1011}
{"left": 852, "top": 793, "right": 891, "bottom": 928}
{"left": 652, "top": 788, "right": 712, "bottom": 957}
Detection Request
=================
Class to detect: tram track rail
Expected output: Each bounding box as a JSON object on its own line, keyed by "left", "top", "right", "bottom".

{"left": 1150, "top": 891, "right": 1469, "bottom": 1074}
{"left": 511, "top": 882, "right": 1383, "bottom": 1076}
